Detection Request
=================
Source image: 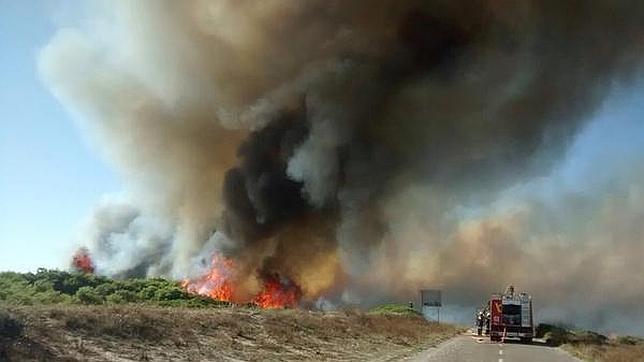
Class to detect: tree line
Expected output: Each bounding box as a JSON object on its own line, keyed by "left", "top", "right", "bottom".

{"left": 0, "top": 269, "right": 226, "bottom": 307}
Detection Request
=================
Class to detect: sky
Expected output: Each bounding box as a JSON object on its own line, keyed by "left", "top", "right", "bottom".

{"left": 1, "top": 1, "right": 644, "bottom": 273}
{"left": 0, "top": 1, "right": 120, "bottom": 272}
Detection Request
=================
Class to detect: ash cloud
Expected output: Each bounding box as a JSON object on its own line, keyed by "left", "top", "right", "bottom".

{"left": 39, "top": 0, "right": 644, "bottom": 334}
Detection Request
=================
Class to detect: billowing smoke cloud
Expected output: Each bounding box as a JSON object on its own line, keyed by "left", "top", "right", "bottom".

{"left": 352, "top": 166, "right": 644, "bottom": 334}
{"left": 40, "top": 1, "right": 644, "bottom": 333}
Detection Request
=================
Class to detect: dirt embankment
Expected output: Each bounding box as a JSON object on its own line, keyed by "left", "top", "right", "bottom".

{"left": 0, "top": 306, "right": 459, "bottom": 361}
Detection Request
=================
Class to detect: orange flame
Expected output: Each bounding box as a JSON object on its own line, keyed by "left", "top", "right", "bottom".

{"left": 182, "top": 254, "right": 235, "bottom": 302}
{"left": 71, "top": 247, "right": 95, "bottom": 274}
{"left": 253, "top": 275, "right": 302, "bottom": 308}
{"left": 183, "top": 253, "right": 302, "bottom": 308}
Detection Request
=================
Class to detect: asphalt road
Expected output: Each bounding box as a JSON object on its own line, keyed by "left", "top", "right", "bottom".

{"left": 411, "top": 332, "right": 581, "bottom": 362}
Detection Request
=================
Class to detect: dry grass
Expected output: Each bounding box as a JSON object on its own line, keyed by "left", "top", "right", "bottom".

{"left": 0, "top": 305, "right": 460, "bottom": 361}
{"left": 565, "top": 341, "right": 644, "bottom": 362}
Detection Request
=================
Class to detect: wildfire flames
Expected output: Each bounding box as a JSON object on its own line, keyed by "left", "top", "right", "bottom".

{"left": 182, "top": 254, "right": 302, "bottom": 309}
{"left": 252, "top": 275, "right": 302, "bottom": 309}
{"left": 71, "top": 247, "right": 95, "bottom": 274}
{"left": 70, "top": 248, "right": 301, "bottom": 308}
{"left": 181, "top": 254, "right": 234, "bottom": 302}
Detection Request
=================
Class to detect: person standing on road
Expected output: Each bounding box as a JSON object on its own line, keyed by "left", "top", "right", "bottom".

{"left": 476, "top": 310, "right": 485, "bottom": 336}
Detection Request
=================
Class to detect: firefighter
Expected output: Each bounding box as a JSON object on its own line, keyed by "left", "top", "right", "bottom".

{"left": 476, "top": 310, "right": 484, "bottom": 336}
{"left": 485, "top": 309, "right": 491, "bottom": 335}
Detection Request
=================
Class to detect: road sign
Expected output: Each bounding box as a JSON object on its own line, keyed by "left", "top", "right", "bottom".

{"left": 420, "top": 289, "right": 442, "bottom": 323}
{"left": 420, "top": 289, "right": 442, "bottom": 307}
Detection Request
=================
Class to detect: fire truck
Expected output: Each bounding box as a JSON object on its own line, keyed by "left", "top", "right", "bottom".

{"left": 488, "top": 287, "right": 534, "bottom": 343}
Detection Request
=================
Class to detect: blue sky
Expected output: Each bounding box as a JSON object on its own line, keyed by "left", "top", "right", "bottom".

{"left": 0, "top": 1, "right": 120, "bottom": 271}
{"left": 1, "top": 1, "right": 643, "bottom": 273}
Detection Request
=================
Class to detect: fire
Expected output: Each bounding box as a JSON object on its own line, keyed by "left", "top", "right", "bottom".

{"left": 182, "top": 254, "right": 235, "bottom": 302}
{"left": 253, "top": 274, "right": 302, "bottom": 309}
{"left": 183, "top": 254, "right": 302, "bottom": 308}
{"left": 71, "top": 247, "right": 95, "bottom": 273}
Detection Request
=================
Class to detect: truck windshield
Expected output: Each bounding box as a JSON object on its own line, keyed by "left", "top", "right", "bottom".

{"left": 502, "top": 305, "right": 521, "bottom": 315}
{"left": 502, "top": 304, "right": 522, "bottom": 325}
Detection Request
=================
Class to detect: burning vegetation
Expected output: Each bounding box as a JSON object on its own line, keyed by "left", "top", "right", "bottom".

{"left": 181, "top": 254, "right": 302, "bottom": 308}
{"left": 72, "top": 248, "right": 303, "bottom": 308}
{"left": 71, "top": 248, "right": 94, "bottom": 274}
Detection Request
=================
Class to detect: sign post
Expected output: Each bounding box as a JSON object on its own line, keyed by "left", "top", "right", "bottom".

{"left": 420, "top": 289, "right": 442, "bottom": 323}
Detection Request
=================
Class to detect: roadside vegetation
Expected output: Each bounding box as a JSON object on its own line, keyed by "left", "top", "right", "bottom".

{"left": 368, "top": 303, "right": 421, "bottom": 316}
{"left": 0, "top": 269, "right": 226, "bottom": 307}
{"left": 536, "top": 323, "right": 644, "bottom": 362}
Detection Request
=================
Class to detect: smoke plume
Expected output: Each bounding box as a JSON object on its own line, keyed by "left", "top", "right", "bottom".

{"left": 40, "top": 1, "right": 644, "bottom": 333}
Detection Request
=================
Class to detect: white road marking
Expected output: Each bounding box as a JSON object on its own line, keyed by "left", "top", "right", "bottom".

{"left": 498, "top": 359, "right": 503, "bottom": 362}
{"left": 499, "top": 349, "right": 503, "bottom": 355}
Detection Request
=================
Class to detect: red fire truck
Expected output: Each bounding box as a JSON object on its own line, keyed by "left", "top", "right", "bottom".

{"left": 489, "top": 288, "right": 534, "bottom": 343}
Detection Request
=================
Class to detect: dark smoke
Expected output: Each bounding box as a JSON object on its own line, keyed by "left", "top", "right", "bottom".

{"left": 39, "top": 0, "right": 644, "bottom": 334}
{"left": 216, "top": 0, "right": 644, "bottom": 269}
{"left": 222, "top": 108, "right": 311, "bottom": 246}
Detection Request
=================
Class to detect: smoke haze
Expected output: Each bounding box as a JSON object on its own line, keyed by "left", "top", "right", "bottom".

{"left": 39, "top": 0, "right": 644, "bottom": 334}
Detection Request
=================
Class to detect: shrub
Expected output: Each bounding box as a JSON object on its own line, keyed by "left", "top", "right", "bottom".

{"left": 572, "top": 330, "right": 608, "bottom": 345}
{"left": 114, "top": 290, "right": 139, "bottom": 303}
{"left": 94, "top": 283, "right": 118, "bottom": 297}
{"left": 138, "top": 286, "right": 158, "bottom": 300}
{"left": 617, "top": 335, "right": 643, "bottom": 345}
{"left": 537, "top": 324, "right": 573, "bottom": 346}
{"left": 33, "top": 279, "right": 54, "bottom": 293}
{"left": 155, "top": 287, "right": 185, "bottom": 301}
{"left": 75, "top": 287, "right": 104, "bottom": 305}
{"left": 34, "top": 291, "right": 72, "bottom": 304}
{"left": 106, "top": 294, "right": 125, "bottom": 304}
{"left": 0, "top": 269, "right": 220, "bottom": 307}
{"left": 367, "top": 304, "right": 421, "bottom": 317}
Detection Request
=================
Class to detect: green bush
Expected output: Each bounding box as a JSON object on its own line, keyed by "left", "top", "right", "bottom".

{"left": 106, "top": 294, "right": 125, "bottom": 304}
{"left": 33, "top": 279, "right": 54, "bottom": 293}
{"left": 617, "top": 336, "right": 644, "bottom": 345}
{"left": 572, "top": 330, "right": 607, "bottom": 345}
{"left": 138, "top": 286, "right": 158, "bottom": 300}
{"left": 537, "top": 324, "right": 573, "bottom": 346}
{"left": 75, "top": 287, "right": 105, "bottom": 305}
{"left": 94, "top": 283, "right": 118, "bottom": 298}
{"left": 0, "top": 269, "right": 226, "bottom": 308}
{"left": 367, "top": 304, "right": 421, "bottom": 316}
{"left": 155, "top": 287, "right": 185, "bottom": 301}
{"left": 537, "top": 323, "right": 610, "bottom": 347}
{"left": 34, "top": 291, "right": 72, "bottom": 305}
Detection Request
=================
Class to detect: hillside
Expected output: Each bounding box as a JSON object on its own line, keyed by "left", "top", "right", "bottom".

{"left": 0, "top": 270, "right": 460, "bottom": 361}
{"left": 1, "top": 305, "right": 458, "bottom": 362}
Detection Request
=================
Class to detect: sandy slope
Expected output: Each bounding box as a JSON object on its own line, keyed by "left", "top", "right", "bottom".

{"left": 0, "top": 306, "right": 459, "bottom": 361}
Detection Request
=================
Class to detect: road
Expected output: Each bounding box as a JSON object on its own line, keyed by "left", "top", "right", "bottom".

{"left": 411, "top": 332, "right": 581, "bottom": 362}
